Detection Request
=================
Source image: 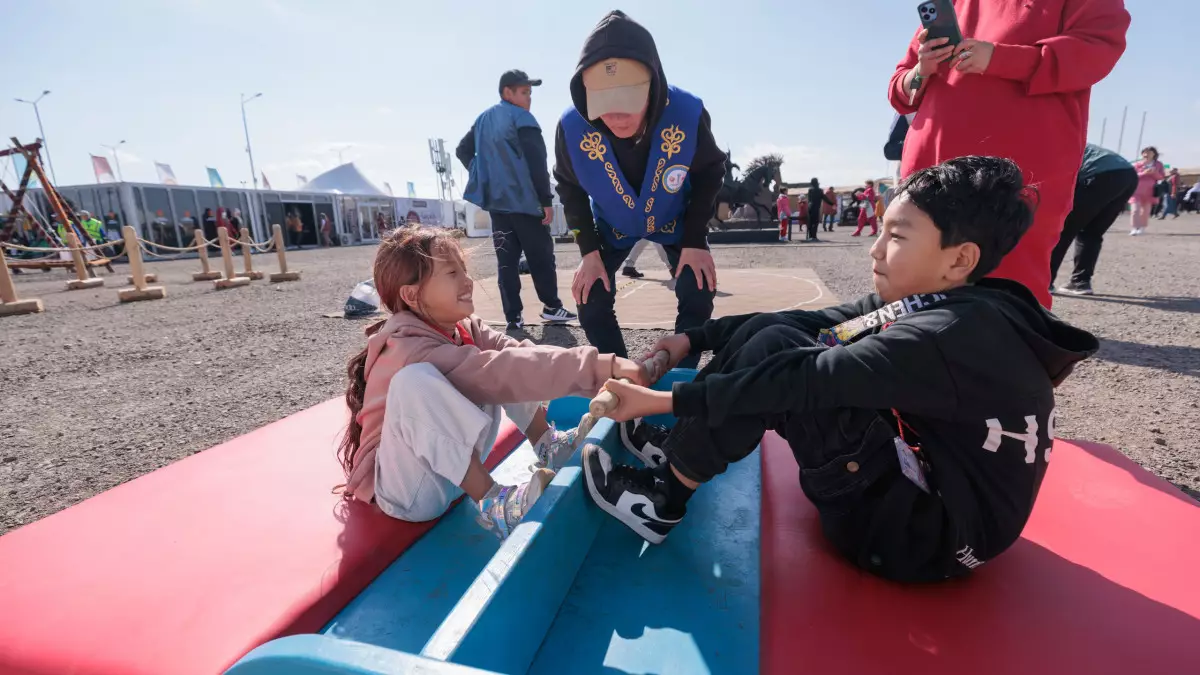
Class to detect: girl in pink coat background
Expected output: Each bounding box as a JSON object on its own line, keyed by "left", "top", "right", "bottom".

{"left": 1129, "top": 146, "right": 1165, "bottom": 236}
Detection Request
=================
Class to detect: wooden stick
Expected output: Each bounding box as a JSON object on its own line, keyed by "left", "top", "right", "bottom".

{"left": 274, "top": 224, "right": 288, "bottom": 273}
{"left": 239, "top": 227, "right": 263, "bottom": 280}
{"left": 197, "top": 229, "right": 212, "bottom": 273}
{"left": 0, "top": 247, "right": 44, "bottom": 316}
{"left": 67, "top": 231, "right": 88, "bottom": 282}
{"left": 218, "top": 228, "right": 236, "bottom": 280}
{"left": 588, "top": 350, "right": 671, "bottom": 418}
{"left": 124, "top": 226, "right": 146, "bottom": 292}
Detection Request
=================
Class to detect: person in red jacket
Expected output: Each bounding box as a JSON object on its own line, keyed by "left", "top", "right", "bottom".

{"left": 888, "top": 0, "right": 1130, "bottom": 308}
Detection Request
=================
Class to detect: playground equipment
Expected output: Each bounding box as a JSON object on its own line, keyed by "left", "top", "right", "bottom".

{"left": 0, "top": 370, "right": 1196, "bottom": 674}
{"left": 0, "top": 246, "right": 43, "bottom": 316}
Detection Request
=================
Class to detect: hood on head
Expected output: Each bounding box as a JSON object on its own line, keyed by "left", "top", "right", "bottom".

{"left": 570, "top": 10, "right": 667, "bottom": 134}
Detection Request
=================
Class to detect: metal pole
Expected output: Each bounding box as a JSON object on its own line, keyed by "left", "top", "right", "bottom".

{"left": 1135, "top": 111, "right": 1147, "bottom": 155}
{"left": 241, "top": 93, "right": 262, "bottom": 190}
{"left": 102, "top": 140, "right": 125, "bottom": 181}
{"left": 1116, "top": 106, "right": 1128, "bottom": 157}
{"left": 32, "top": 103, "right": 57, "bottom": 185}
{"left": 1099, "top": 118, "right": 1107, "bottom": 147}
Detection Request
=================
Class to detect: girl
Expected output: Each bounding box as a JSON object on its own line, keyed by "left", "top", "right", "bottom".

{"left": 340, "top": 226, "right": 646, "bottom": 538}
{"left": 1129, "top": 147, "right": 1165, "bottom": 236}
{"left": 852, "top": 179, "right": 878, "bottom": 237}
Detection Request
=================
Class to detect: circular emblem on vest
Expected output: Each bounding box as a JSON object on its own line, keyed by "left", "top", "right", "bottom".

{"left": 663, "top": 165, "right": 689, "bottom": 194}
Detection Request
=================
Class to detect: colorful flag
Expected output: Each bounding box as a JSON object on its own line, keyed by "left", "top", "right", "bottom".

{"left": 11, "top": 153, "right": 38, "bottom": 188}
{"left": 155, "top": 162, "right": 178, "bottom": 185}
{"left": 384, "top": 182, "right": 394, "bottom": 196}
{"left": 297, "top": 174, "right": 308, "bottom": 188}
{"left": 207, "top": 167, "right": 225, "bottom": 188}
{"left": 406, "top": 182, "right": 416, "bottom": 198}
{"left": 91, "top": 155, "right": 117, "bottom": 183}
{"left": 262, "top": 172, "right": 272, "bottom": 190}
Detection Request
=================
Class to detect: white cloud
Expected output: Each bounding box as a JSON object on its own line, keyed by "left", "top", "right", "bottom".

{"left": 115, "top": 149, "right": 144, "bottom": 165}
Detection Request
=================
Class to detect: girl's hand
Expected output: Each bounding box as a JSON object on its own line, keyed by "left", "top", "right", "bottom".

{"left": 915, "top": 30, "right": 956, "bottom": 77}
{"left": 611, "top": 356, "right": 650, "bottom": 387}
{"left": 954, "top": 39, "right": 995, "bottom": 74}
{"left": 599, "top": 379, "right": 673, "bottom": 423}
{"left": 646, "top": 333, "right": 691, "bottom": 370}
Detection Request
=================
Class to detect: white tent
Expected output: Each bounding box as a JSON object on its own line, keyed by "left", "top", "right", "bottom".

{"left": 300, "top": 163, "right": 389, "bottom": 196}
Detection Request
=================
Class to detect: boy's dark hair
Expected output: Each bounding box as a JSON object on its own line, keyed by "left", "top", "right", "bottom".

{"left": 895, "top": 156, "right": 1037, "bottom": 283}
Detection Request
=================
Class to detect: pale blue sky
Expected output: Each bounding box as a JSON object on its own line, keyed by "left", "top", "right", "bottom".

{"left": 4, "top": 1, "right": 1195, "bottom": 196}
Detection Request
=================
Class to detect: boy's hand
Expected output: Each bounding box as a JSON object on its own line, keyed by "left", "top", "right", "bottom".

{"left": 611, "top": 356, "right": 651, "bottom": 387}
{"left": 646, "top": 333, "right": 691, "bottom": 370}
{"left": 599, "top": 379, "right": 673, "bottom": 423}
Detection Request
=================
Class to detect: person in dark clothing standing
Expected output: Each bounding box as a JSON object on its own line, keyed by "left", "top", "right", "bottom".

{"left": 1049, "top": 144, "right": 1138, "bottom": 296}
{"left": 805, "top": 178, "right": 834, "bottom": 242}
{"left": 581, "top": 156, "right": 1097, "bottom": 583}
{"left": 554, "top": 10, "right": 725, "bottom": 368}
{"left": 458, "top": 69, "right": 576, "bottom": 331}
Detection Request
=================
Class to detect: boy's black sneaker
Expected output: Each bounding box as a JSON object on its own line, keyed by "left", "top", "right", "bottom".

{"left": 541, "top": 306, "right": 577, "bottom": 323}
{"left": 582, "top": 444, "right": 683, "bottom": 544}
{"left": 1059, "top": 283, "right": 1094, "bottom": 296}
{"left": 506, "top": 318, "right": 524, "bottom": 331}
{"left": 619, "top": 419, "right": 669, "bottom": 468}
{"left": 622, "top": 266, "right": 645, "bottom": 279}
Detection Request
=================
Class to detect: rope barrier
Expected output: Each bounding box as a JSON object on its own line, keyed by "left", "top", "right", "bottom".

{"left": 137, "top": 241, "right": 195, "bottom": 261}
{"left": 1, "top": 232, "right": 274, "bottom": 255}
{"left": 0, "top": 239, "right": 116, "bottom": 254}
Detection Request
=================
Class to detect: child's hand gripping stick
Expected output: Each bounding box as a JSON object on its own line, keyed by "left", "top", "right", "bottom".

{"left": 588, "top": 350, "right": 671, "bottom": 418}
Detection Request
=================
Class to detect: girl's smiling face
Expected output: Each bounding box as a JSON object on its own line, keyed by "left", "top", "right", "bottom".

{"left": 419, "top": 245, "right": 474, "bottom": 327}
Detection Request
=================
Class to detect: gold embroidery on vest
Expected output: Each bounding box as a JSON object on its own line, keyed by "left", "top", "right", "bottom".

{"left": 660, "top": 219, "right": 676, "bottom": 234}
{"left": 649, "top": 158, "right": 666, "bottom": 196}
{"left": 660, "top": 125, "right": 686, "bottom": 160}
{"left": 581, "top": 131, "right": 635, "bottom": 209}
{"left": 646, "top": 216, "right": 656, "bottom": 233}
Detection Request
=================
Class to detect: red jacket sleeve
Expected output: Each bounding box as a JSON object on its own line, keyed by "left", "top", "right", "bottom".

{"left": 986, "top": 0, "right": 1130, "bottom": 95}
{"left": 887, "top": 29, "right": 922, "bottom": 115}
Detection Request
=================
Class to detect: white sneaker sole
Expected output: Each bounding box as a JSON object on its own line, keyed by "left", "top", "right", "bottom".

{"left": 581, "top": 445, "right": 669, "bottom": 545}
{"left": 619, "top": 419, "right": 667, "bottom": 468}
{"left": 540, "top": 312, "right": 576, "bottom": 324}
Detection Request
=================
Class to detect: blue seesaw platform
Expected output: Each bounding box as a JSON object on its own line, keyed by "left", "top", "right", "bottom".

{"left": 1, "top": 369, "right": 1198, "bottom": 675}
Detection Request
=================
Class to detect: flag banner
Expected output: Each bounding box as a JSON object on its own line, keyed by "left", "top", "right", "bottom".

{"left": 406, "top": 181, "right": 416, "bottom": 198}
{"left": 155, "top": 162, "right": 178, "bottom": 185}
{"left": 297, "top": 174, "right": 308, "bottom": 188}
{"left": 262, "top": 172, "right": 272, "bottom": 190}
{"left": 91, "top": 155, "right": 116, "bottom": 183}
{"left": 11, "top": 153, "right": 38, "bottom": 188}
{"left": 207, "top": 167, "right": 225, "bottom": 188}
{"left": 384, "top": 182, "right": 394, "bottom": 196}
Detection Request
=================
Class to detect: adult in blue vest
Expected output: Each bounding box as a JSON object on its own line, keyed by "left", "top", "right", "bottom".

{"left": 458, "top": 69, "right": 577, "bottom": 331}
{"left": 554, "top": 10, "right": 725, "bottom": 368}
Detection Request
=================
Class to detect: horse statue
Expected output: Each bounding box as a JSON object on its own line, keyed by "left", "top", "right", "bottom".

{"left": 713, "top": 152, "right": 784, "bottom": 228}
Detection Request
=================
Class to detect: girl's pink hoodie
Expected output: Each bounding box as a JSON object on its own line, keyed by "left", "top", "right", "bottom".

{"left": 345, "top": 310, "right": 614, "bottom": 503}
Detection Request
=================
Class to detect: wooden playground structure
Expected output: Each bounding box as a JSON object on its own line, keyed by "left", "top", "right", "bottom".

{"left": 2, "top": 137, "right": 301, "bottom": 316}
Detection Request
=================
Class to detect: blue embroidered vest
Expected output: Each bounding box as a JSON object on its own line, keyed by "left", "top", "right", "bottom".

{"left": 561, "top": 86, "right": 703, "bottom": 249}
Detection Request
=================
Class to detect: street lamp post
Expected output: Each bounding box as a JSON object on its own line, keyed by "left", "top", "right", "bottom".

{"left": 14, "top": 90, "right": 56, "bottom": 184}
{"left": 241, "top": 92, "right": 263, "bottom": 189}
{"left": 101, "top": 139, "right": 126, "bottom": 181}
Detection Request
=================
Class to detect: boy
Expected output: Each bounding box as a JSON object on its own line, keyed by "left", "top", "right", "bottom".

{"left": 583, "top": 156, "right": 1098, "bottom": 582}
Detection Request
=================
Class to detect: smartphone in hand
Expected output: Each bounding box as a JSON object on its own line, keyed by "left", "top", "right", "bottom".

{"left": 918, "top": 0, "right": 963, "bottom": 47}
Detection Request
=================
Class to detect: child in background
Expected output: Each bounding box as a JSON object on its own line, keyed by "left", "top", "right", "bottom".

{"left": 582, "top": 157, "right": 1097, "bottom": 582}
{"left": 776, "top": 189, "right": 791, "bottom": 242}
{"left": 340, "top": 226, "right": 648, "bottom": 538}
{"left": 852, "top": 179, "right": 878, "bottom": 237}
{"left": 1129, "top": 147, "right": 1165, "bottom": 236}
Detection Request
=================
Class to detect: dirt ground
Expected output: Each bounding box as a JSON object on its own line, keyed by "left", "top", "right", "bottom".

{"left": 2, "top": 214, "right": 1198, "bottom": 533}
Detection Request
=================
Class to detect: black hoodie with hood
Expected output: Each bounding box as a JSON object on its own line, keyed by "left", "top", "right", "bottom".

{"left": 675, "top": 278, "right": 1099, "bottom": 581}
{"left": 554, "top": 10, "right": 726, "bottom": 256}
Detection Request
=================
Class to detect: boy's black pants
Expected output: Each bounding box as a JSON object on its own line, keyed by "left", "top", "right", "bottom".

{"left": 662, "top": 313, "right": 956, "bottom": 582}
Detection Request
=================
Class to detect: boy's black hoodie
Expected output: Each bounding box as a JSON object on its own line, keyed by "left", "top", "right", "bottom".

{"left": 553, "top": 10, "right": 726, "bottom": 256}
{"left": 676, "top": 279, "right": 1099, "bottom": 579}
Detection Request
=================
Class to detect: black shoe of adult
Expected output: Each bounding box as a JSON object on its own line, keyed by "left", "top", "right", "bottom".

{"left": 622, "top": 266, "right": 645, "bottom": 279}
{"left": 541, "top": 306, "right": 577, "bottom": 323}
{"left": 506, "top": 318, "right": 525, "bottom": 331}
{"left": 582, "top": 444, "right": 683, "bottom": 544}
{"left": 1059, "top": 283, "right": 1094, "bottom": 296}
{"left": 619, "top": 419, "right": 669, "bottom": 468}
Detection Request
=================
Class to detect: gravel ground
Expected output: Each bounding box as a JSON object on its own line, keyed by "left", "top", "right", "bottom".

{"left": 2, "top": 215, "right": 1198, "bottom": 533}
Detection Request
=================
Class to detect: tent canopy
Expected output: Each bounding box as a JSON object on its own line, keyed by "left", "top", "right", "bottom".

{"left": 300, "top": 163, "right": 389, "bottom": 197}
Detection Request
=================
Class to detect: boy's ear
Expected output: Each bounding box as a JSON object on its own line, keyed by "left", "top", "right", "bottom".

{"left": 399, "top": 284, "right": 420, "bottom": 308}
{"left": 946, "top": 242, "right": 980, "bottom": 284}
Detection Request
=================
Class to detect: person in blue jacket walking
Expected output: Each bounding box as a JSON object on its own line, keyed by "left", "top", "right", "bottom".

{"left": 458, "top": 69, "right": 577, "bottom": 331}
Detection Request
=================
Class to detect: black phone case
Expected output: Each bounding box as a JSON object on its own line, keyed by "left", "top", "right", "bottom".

{"left": 917, "top": 0, "right": 963, "bottom": 47}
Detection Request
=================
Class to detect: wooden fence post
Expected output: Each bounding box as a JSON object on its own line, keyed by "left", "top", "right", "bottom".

{"left": 239, "top": 228, "right": 264, "bottom": 280}
{"left": 65, "top": 231, "right": 104, "bottom": 290}
{"left": 213, "top": 228, "right": 250, "bottom": 289}
{"left": 0, "top": 247, "right": 44, "bottom": 316}
{"left": 117, "top": 226, "right": 166, "bottom": 303}
{"left": 269, "top": 224, "right": 301, "bottom": 283}
{"left": 193, "top": 229, "right": 221, "bottom": 281}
